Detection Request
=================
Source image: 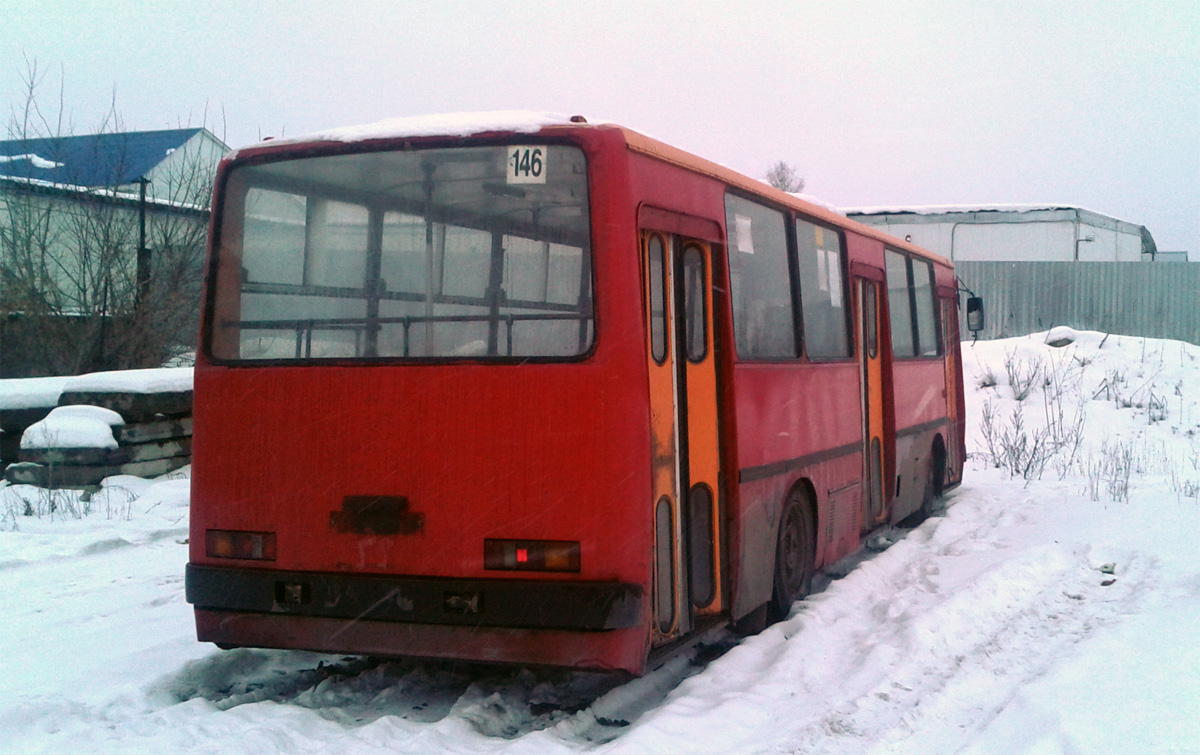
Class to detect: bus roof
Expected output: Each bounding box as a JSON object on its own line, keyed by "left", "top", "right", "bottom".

{"left": 603, "top": 124, "right": 951, "bottom": 267}
{"left": 234, "top": 110, "right": 951, "bottom": 268}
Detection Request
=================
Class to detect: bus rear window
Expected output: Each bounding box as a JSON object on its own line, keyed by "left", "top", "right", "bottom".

{"left": 208, "top": 145, "right": 593, "bottom": 361}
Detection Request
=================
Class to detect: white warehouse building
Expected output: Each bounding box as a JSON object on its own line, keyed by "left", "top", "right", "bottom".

{"left": 842, "top": 204, "right": 1158, "bottom": 262}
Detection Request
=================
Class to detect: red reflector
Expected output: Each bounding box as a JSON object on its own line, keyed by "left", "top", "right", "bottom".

{"left": 484, "top": 539, "right": 580, "bottom": 572}
{"left": 206, "top": 530, "right": 276, "bottom": 561}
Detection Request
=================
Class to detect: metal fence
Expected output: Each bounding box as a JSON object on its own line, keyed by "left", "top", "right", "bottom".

{"left": 954, "top": 261, "right": 1200, "bottom": 346}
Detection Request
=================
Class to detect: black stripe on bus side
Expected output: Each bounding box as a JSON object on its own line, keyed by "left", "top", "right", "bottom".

{"left": 895, "top": 417, "right": 948, "bottom": 439}
{"left": 737, "top": 416, "right": 949, "bottom": 484}
{"left": 738, "top": 441, "right": 861, "bottom": 484}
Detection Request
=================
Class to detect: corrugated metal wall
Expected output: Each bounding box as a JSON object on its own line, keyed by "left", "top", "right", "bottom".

{"left": 954, "top": 261, "right": 1200, "bottom": 345}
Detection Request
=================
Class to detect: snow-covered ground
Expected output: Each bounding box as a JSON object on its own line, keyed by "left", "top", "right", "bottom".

{"left": 2, "top": 329, "right": 1198, "bottom": 753}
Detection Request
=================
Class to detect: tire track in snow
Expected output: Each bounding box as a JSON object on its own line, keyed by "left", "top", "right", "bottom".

{"left": 772, "top": 486, "right": 1154, "bottom": 754}
{"left": 155, "top": 644, "right": 713, "bottom": 747}
{"left": 580, "top": 483, "right": 1152, "bottom": 755}
{"left": 5, "top": 477, "right": 1153, "bottom": 754}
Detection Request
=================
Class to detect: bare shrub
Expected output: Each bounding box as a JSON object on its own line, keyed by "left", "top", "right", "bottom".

{"left": 1042, "top": 355, "right": 1087, "bottom": 479}
{"left": 979, "top": 400, "right": 1056, "bottom": 482}
{"left": 1173, "top": 473, "right": 1200, "bottom": 500}
{"left": 1004, "top": 349, "right": 1042, "bottom": 402}
{"left": 1093, "top": 369, "right": 1131, "bottom": 407}
{"left": 1147, "top": 391, "right": 1168, "bottom": 424}
{"left": 1, "top": 483, "right": 70, "bottom": 519}
{"left": 1082, "top": 440, "right": 1134, "bottom": 503}
{"left": 977, "top": 366, "right": 998, "bottom": 390}
{"left": 100, "top": 484, "right": 138, "bottom": 520}
{"left": 0, "top": 486, "right": 17, "bottom": 531}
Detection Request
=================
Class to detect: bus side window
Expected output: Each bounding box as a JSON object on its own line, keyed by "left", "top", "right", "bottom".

{"left": 795, "top": 218, "right": 850, "bottom": 359}
{"left": 682, "top": 246, "right": 706, "bottom": 362}
{"left": 649, "top": 236, "right": 667, "bottom": 364}
{"left": 912, "top": 259, "right": 940, "bottom": 356}
{"left": 885, "top": 250, "right": 916, "bottom": 357}
{"left": 724, "top": 194, "right": 796, "bottom": 359}
{"left": 866, "top": 281, "right": 878, "bottom": 358}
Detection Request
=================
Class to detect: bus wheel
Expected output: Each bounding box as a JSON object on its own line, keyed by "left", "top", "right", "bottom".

{"left": 923, "top": 442, "right": 947, "bottom": 517}
{"left": 911, "top": 442, "right": 946, "bottom": 525}
{"left": 770, "top": 490, "right": 814, "bottom": 622}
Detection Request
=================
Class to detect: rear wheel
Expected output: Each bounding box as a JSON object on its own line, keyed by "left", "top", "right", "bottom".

{"left": 769, "top": 490, "right": 815, "bottom": 621}
{"left": 910, "top": 443, "right": 945, "bottom": 525}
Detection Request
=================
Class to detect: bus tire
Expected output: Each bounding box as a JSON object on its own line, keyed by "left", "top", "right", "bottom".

{"left": 733, "top": 603, "right": 769, "bottom": 635}
{"left": 923, "top": 440, "right": 947, "bottom": 517}
{"left": 910, "top": 440, "right": 946, "bottom": 525}
{"left": 769, "top": 489, "right": 814, "bottom": 622}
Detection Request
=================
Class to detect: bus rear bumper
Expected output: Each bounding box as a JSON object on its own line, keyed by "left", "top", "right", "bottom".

{"left": 186, "top": 563, "right": 648, "bottom": 673}
{"left": 194, "top": 609, "right": 648, "bottom": 673}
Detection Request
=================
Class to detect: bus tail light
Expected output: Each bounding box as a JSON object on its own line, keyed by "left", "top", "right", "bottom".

{"left": 206, "top": 529, "right": 276, "bottom": 561}
{"left": 484, "top": 539, "right": 580, "bottom": 572}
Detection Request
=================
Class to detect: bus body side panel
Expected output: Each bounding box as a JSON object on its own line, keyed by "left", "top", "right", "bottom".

{"left": 727, "top": 361, "right": 863, "bottom": 617}
{"left": 949, "top": 336, "right": 967, "bottom": 487}
{"left": 936, "top": 263, "right": 967, "bottom": 490}
{"left": 888, "top": 358, "right": 950, "bottom": 520}
{"left": 189, "top": 130, "right": 656, "bottom": 674}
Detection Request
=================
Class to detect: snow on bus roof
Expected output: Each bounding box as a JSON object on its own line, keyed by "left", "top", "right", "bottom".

{"left": 247, "top": 111, "right": 594, "bottom": 149}
{"left": 232, "top": 112, "right": 943, "bottom": 263}
{"left": 791, "top": 193, "right": 846, "bottom": 216}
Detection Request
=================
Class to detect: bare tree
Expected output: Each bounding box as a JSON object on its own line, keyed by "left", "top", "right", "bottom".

{"left": 765, "top": 160, "right": 805, "bottom": 193}
{"left": 1, "top": 60, "right": 218, "bottom": 376}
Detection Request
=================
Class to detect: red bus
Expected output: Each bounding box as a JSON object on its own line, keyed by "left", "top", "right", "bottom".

{"left": 186, "top": 113, "right": 967, "bottom": 675}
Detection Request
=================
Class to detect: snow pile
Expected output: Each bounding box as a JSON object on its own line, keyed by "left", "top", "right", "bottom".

{"left": 1, "top": 331, "right": 1198, "bottom": 753}
{"left": 0, "top": 474, "right": 189, "bottom": 563}
{"left": 962, "top": 327, "right": 1197, "bottom": 493}
{"left": 62, "top": 366, "right": 193, "bottom": 394}
{"left": 20, "top": 405, "right": 124, "bottom": 450}
{"left": 0, "top": 375, "right": 72, "bottom": 411}
{"left": 0, "top": 367, "right": 192, "bottom": 412}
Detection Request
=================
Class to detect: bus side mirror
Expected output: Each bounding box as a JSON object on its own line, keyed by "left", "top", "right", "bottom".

{"left": 966, "top": 296, "right": 985, "bottom": 333}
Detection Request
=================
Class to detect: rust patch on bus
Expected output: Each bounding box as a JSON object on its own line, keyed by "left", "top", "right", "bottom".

{"left": 330, "top": 495, "right": 424, "bottom": 536}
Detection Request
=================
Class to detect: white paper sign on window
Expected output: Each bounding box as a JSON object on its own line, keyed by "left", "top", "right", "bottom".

{"left": 735, "top": 214, "right": 755, "bottom": 254}
{"left": 828, "top": 250, "right": 842, "bottom": 307}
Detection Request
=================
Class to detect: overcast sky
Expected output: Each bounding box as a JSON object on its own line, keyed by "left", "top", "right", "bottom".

{"left": 3, "top": 0, "right": 1197, "bottom": 256}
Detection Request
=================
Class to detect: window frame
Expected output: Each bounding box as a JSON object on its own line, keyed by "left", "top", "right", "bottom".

{"left": 793, "top": 214, "right": 853, "bottom": 362}
{"left": 910, "top": 256, "right": 942, "bottom": 357}
{"left": 723, "top": 192, "right": 862, "bottom": 364}
{"left": 680, "top": 243, "right": 709, "bottom": 364}
{"left": 203, "top": 138, "right": 598, "bottom": 366}
{"left": 883, "top": 248, "right": 943, "bottom": 360}
{"left": 723, "top": 191, "right": 800, "bottom": 361}
{"left": 648, "top": 234, "right": 668, "bottom": 365}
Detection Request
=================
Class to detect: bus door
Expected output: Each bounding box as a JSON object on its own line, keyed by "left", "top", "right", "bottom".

{"left": 643, "top": 231, "right": 723, "bottom": 645}
{"left": 856, "top": 277, "right": 888, "bottom": 530}
{"left": 941, "top": 299, "right": 962, "bottom": 486}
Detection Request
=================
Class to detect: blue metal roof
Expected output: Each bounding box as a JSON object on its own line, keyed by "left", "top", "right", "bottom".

{"left": 0, "top": 128, "right": 204, "bottom": 187}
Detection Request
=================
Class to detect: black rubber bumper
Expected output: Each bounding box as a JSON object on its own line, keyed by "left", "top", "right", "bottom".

{"left": 186, "top": 563, "right": 643, "bottom": 631}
